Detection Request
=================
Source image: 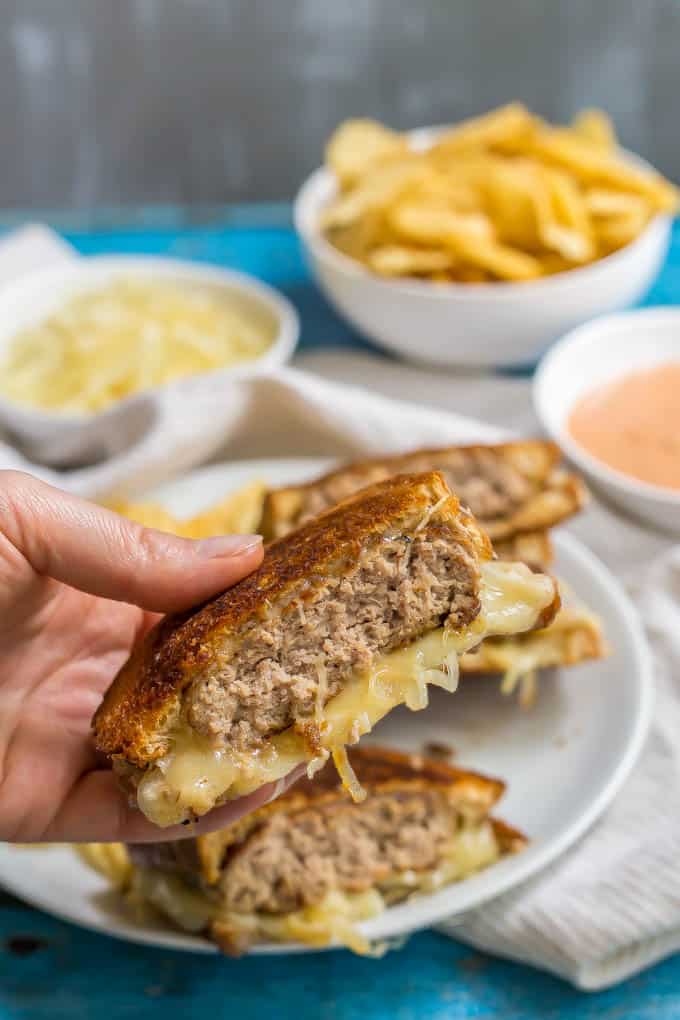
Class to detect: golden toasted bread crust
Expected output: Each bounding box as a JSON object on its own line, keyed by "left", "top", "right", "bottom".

{"left": 493, "top": 530, "right": 554, "bottom": 571}
{"left": 535, "top": 585, "right": 562, "bottom": 631}
{"left": 489, "top": 817, "right": 528, "bottom": 855}
{"left": 93, "top": 472, "right": 491, "bottom": 764}
{"left": 261, "top": 440, "right": 587, "bottom": 542}
{"left": 195, "top": 745, "right": 510, "bottom": 885}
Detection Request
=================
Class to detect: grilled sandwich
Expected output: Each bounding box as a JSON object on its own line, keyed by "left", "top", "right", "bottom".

{"left": 123, "top": 745, "right": 526, "bottom": 955}
{"left": 261, "top": 440, "right": 587, "bottom": 556}
{"left": 262, "top": 443, "right": 604, "bottom": 694}
{"left": 94, "top": 471, "right": 559, "bottom": 827}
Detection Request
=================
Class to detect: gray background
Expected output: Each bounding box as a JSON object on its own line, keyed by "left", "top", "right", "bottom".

{"left": 1, "top": 0, "right": 679, "bottom": 212}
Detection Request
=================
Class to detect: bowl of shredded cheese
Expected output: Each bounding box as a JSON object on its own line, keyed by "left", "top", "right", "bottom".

{"left": 0, "top": 256, "right": 298, "bottom": 465}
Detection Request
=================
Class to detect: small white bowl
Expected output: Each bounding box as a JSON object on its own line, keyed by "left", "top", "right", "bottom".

{"left": 534, "top": 307, "right": 680, "bottom": 533}
{"left": 0, "top": 256, "right": 299, "bottom": 466}
{"left": 294, "top": 128, "right": 671, "bottom": 368}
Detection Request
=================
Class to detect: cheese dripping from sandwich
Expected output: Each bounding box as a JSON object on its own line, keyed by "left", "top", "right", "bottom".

{"left": 136, "top": 560, "right": 556, "bottom": 826}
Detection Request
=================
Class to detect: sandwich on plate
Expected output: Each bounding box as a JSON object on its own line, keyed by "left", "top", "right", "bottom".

{"left": 260, "top": 439, "right": 587, "bottom": 561}
{"left": 261, "top": 442, "right": 605, "bottom": 701}
{"left": 93, "top": 471, "right": 559, "bottom": 827}
{"left": 106, "top": 745, "right": 526, "bottom": 955}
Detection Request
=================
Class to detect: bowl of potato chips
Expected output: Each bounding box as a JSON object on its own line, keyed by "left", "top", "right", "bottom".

{"left": 295, "top": 103, "right": 677, "bottom": 367}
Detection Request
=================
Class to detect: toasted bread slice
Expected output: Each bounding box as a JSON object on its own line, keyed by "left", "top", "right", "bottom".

{"left": 125, "top": 745, "right": 526, "bottom": 955}
{"left": 261, "top": 440, "right": 587, "bottom": 542}
{"left": 493, "top": 530, "right": 554, "bottom": 571}
{"left": 94, "top": 472, "right": 559, "bottom": 827}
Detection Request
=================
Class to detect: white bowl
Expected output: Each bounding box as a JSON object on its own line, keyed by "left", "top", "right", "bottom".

{"left": 534, "top": 307, "right": 680, "bottom": 533}
{"left": 0, "top": 256, "right": 299, "bottom": 466}
{"left": 294, "top": 128, "right": 671, "bottom": 368}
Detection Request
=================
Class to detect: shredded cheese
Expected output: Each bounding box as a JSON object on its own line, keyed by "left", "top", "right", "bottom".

{"left": 332, "top": 745, "right": 367, "bottom": 802}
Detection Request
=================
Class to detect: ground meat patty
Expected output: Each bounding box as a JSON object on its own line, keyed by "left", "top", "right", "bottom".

{"left": 186, "top": 522, "right": 479, "bottom": 752}
{"left": 220, "top": 790, "right": 456, "bottom": 914}
{"left": 301, "top": 449, "right": 532, "bottom": 527}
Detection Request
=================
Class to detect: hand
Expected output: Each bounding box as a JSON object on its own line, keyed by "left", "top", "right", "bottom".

{"left": 0, "top": 470, "right": 301, "bottom": 844}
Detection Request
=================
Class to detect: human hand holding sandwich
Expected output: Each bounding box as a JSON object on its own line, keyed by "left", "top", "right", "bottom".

{"left": 0, "top": 471, "right": 303, "bottom": 844}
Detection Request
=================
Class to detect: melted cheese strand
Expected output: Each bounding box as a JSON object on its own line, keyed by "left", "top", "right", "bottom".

{"left": 332, "top": 745, "right": 367, "bottom": 802}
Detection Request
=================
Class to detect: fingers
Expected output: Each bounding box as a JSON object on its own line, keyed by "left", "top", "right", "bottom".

{"left": 0, "top": 471, "right": 263, "bottom": 612}
{"left": 40, "top": 765, "right": 307, "bottom": 844}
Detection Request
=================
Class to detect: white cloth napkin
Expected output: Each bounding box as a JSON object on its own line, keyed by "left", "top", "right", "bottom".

{"left": 2, "top": 228, "right": 679, "bottom": 991}
{"left": 441, "top": 549, "right": 680, "bottom": 991}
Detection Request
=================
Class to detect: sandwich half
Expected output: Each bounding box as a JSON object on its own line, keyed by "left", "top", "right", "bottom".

{"left": 261, "top": 439, "right": 587, "bottom": 554}
{"left": 122, "top": 745, "right": 526, "bottom": 955}
{"left": 94, "top": 471, "right": 559, "bottom": 827}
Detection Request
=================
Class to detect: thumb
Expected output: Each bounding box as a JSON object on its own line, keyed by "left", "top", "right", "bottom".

{"left": 0, "top": 471, "right": 263, "bottom": 613}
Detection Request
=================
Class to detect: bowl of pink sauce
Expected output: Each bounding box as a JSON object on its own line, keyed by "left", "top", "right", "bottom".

{"left": 533, "top": 308, "right": 680, "bottom": 533}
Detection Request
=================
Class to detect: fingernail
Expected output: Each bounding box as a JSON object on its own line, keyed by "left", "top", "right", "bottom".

{"left": 264, "top": 777, "right": 288, "bottom": 805}
{"left": 264, "top": 765, "right": 306, "bottom": 804}
{"left": 196, "top": 534, "right": 263, "bottom": 558}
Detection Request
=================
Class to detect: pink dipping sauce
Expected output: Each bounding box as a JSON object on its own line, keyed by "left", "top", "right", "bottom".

{"left": 568, "top": 361, "right": 680, "bottom": 491}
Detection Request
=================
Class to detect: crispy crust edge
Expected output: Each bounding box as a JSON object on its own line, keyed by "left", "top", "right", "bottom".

{"left": 260, "top": 440, "right": 585, "bottom": 542}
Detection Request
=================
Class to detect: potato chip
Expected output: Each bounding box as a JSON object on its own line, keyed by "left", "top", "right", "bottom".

{"left": 106, "top": 500, "right": 180, "bottom": 534}
{"left": 584, "top": 188, "right": 649, "bottom": 218}
{"left": 320, "top": 158, "right": 421, "bottom": 230}
{"left": 453, "top": 266, "right": 493, "bottom": 284}
{"left": 397, "top": 168, "right": 481, "bottom": 213}
{"left": 366, "top": 246, "right": 457, "bottom": 277}
{"left": 454, "top": 236, "right": 543, "bottom": 282}
{"left": 537, "top": 252, "right": 580, "bottom": 276}
{"left": 571, "top": 109, "right": 617, "bottom": 150}
{"left": 185, "top": 481, "right": 266, "bottom": 537}
{"left": 389, "top": 201, "right": 494, "bottom": 246}
{"left": 536, "top": 168, "right": 595, "bottom": 263}
{"left": 110, "top": 480, "right": 266, "bottom": 539}
{"left": 593, "top": 205, "right": 652, "bottom": 254}
{"left": 531, "top": 127, "right": 679, "bottom": 211}
{"left": 325, "top": 119, "right": 409, "bottom": 188}
{"left": 428, "top": 103, "right": 538, "bottom": 158}
{"left": 390, "top": 199, "right": 542, "bottom": 281}
{"left": 483, "top": 159, "right": 542, "bottom": 251}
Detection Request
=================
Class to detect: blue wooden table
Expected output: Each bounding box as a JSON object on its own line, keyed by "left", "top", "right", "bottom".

{"left": 1, "top": 207, "right": 680, "bottom": 1019}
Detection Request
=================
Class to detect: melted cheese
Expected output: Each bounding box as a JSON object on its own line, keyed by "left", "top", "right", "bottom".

{"left": 132, "top": 820, "right": 502, "bottom": 955}
{"left": 461, "top": 600, "right": 605, "bottom": 707}
{"left": 136, "top": 560, "right": 555, "bottom": 827}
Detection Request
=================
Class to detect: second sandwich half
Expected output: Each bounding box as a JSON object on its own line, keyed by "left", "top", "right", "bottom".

{"left": 93, "top": 471, "right": 560, "bottom": 827}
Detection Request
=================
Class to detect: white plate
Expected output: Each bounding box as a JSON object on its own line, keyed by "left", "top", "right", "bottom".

{"left": 0, "top": 458, "right": 653, "bottom": 954}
